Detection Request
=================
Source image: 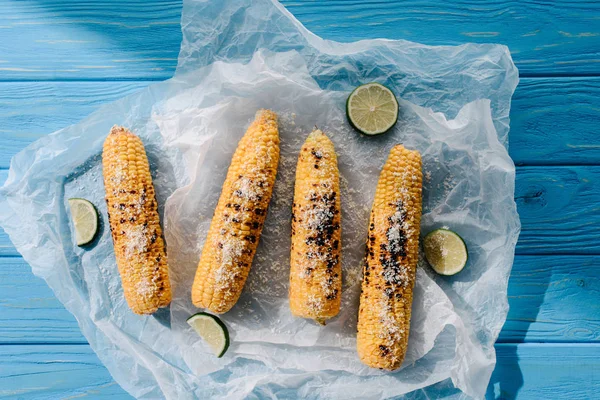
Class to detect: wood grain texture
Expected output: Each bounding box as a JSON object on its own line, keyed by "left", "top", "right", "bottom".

{"left": 509, "top": 77, "right": 600, "bottom": 165}
{"left": 283, "top": 0, "right": 600, "bottom": 77}
{"left": 0, "top": 78, "right": 598, "bottom": 169}
{"left": 0, "top": 343, "right": 598, "bottom": 399}
{"left": 503, "top": 255, "right": 600, "bottom": 343}
{"left": 0, "top": 2, "right": 597, "bottom": 397}
{"left": 0, "top": 257, "right": 86, "bottom": 344}
{"left": 488, "top": 344, "right": 600, "bottom": 400}
{"left": 1, "top": 255, "right": 598, "bottom": 344}
{"left": 0, "top": 1, "right": 599, "bottom": 80}
{"left": 0, "top": 81, "right": 151, "bottom": 168}
{"left": 0, "top": 170, "right": 11, "bottom": 256}
{"left": 0, "top": 0, "right": 181, "bottom": 81}
{"left": 0, "top": 345, "right": 129, "bottom": 399}
{"left": 516, "top": 166, "right": 600, "bottom": 255}
{"left": 0, "top": 231, "right": 10, "bottom": 256}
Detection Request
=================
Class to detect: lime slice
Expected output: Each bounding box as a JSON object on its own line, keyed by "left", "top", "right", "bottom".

{"left": 423, "top": 229, "right": 468, "bottom": 276}
{"left": 68, "top": 198, "right": 99, "bottom": 246}
{"left": 346, "top": 82, "right": 399, "bottom": 135}
{"left": 187, "top": 312, "right": 230, "bottom": 358}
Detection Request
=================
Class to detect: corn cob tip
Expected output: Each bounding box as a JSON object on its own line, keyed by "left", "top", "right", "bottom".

{"left": 307, "top": 128, "right": 325, "bottom": 139}
{"left": 255, "top": 108, "right": 278, "bottom": 122}
{"left": 390, "top": 144, "right": 420, "bottom": 158}
{"left": 108, "top": 125, "right": 129, "bottom": 136}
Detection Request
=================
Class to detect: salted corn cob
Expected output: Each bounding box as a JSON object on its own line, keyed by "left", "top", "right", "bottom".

{"left": 192, "top": 110, "right": 280, "bottom": 314}
{"left": 102, "top": 126, "right": 171, "bottom": 315}
{"left": 356, "top": 145, "right": 422, "bottom": 370}
{"left": 289, "top": 129, "right": 342, "bottom": 324}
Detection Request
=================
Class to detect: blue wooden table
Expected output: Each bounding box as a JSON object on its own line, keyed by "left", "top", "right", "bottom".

{"left": 1, "top": 1, "right": 599, "bottom": 398}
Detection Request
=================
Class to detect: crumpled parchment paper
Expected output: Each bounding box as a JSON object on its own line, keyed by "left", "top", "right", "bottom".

{"left": 0, "top": 1, "right": 519, "bottom": 399}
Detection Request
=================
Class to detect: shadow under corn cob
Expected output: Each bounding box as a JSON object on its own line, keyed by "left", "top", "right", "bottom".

{"left": 102, "top": 126, "right": 171, "bottom": 315}
{"left": 289, "top": 129, "right": 341, "bottom": 324}
{"left": 357, "top": 145, "right": 422, "bottom": 370}
{"left": 192, "top": 109, "right": 280, "bottom": 314}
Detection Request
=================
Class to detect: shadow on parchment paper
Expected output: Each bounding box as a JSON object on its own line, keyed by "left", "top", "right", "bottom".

{"left": 485, "top": 184, "right": 554, "bottom": 399}
{"left": 146, "top": 142, "right": 178, "bottom": 330}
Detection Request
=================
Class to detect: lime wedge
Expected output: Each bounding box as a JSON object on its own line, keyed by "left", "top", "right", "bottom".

{"left": 423, "top": 229, "right": 468, "bottom": 276}
{"left": 187, "top": 312, "right": 230, "bottom": 358}
{"left": 68, "top": 198, "right": 99, "bottom": 246}
{"left": 346, "top": 82, "right": 399, "bottom": 135}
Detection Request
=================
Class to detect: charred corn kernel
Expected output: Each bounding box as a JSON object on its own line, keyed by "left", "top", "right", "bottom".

{"left": 289, "top": 129, "right": 342, "bottom": 324}
{"left": 192, "top": 110, "right": 280, "bottom": 314}
{"left": 356, "top": 145, "right": 422, "bottom": 370}
{"left": 102, "top": 126, "right": 171, "bottom": 315}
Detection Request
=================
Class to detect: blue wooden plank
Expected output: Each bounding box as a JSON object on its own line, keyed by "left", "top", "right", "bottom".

{"left": 0, "top": 170, "right": 13, "bottom": 257}
{"left": 1, "top": 255, "right": 598, "bottom": 344}
{"left": 516, "top": 166, "right": 600, "bottom": 254}
{"left": 0, "top": 343, "right": 598, "bottom": 399}
{"left": 488, "top": 344, "right": 600, "bottom": 400}
{"left": 0, "top": 1, "right": 596, "bottom": 399}
{"left": 0, "top": 230, "right": 10, "bottom": 256}
{"left": 282, "top": 1, "right": 600, "bottom": 77}
{"left": 0, "top": 77, "right": 598, "bottom": 169}
{"left": 509, "top": 77, "right": 600, "bottom": 165}
{"left": 0, "top": 82, "right": 151, "bottom": 169}
{"left": 0, "top": 170, "right": 11, "bottom": 256}
{"left": 0, "top": 345, "right": 129, "bottom": 399}
{"left": 0, "top": 257, "right": 86, "bottom": 344}
{"left": 0, "top": 1, "right": 599, "bottom": 80}
{"left": 0, "top": 0, "right": 181, "bottom": 81}
{"left": 502, "top": 255, "right": 600, "bottom": 343}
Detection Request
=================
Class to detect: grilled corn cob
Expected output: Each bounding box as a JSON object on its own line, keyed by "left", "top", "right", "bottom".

{"left": 289, "top": 129, "right": 342, "bottom": 324}
{"left": 102, "top": 126, "right": 171, "bottom": 315}
{"left": 192, "top": 109, "right": 280, "bottom": 314}
{"left": 356, "top": 145, "right": 422, "bottom": 370}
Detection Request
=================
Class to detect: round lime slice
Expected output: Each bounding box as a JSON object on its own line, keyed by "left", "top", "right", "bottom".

{"left": 423, "top": 229, "right": 468, "bottom": 276}
{"left": 68, "top": 198, "right": 99, "bottom": 246}
{"left": 346, "top": 82, "right": 399, "bottom": 135}
{"left": 187, "top": 312, "right": 230, "bottom": 358}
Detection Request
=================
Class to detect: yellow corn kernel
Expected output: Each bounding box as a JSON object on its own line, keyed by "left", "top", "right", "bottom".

{"left": 289, "top": 129, "right": 342, "bottom": 324}
{"left": 102, "top": 126, "right": 171, "bottom": 315}
{"left": 192, "top": 110, "right": 280, "bottom": 314}
{"left": 356, "top": 144, "right": 422, "bottom": 370}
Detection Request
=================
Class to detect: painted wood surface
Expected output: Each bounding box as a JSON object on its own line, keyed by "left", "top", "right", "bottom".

{"left": 0, "top": 78, "right": 599, "bottom": 168}
{"left": 510, "top": 77, "right": 600, "bottom": 165}
{"left": 0, "top": 0, "right": 181, "bottom": 81}
{"left": 1, "top": 0, "right": 599, "bottom": 398}
{"left": 0, "top": 82, "right": 150, "bottom": 168}
{"left": 1, "top": 344, "right": 598, "bottom": 399}
{"left": 0, "top": 345, "right": 128, "bottom": 399}
{"left": 502, "top": 255, "right": 600, "bottom": 343}
{"left": 515, "top": 166, "right": 600, "bottom": 255}
{"left": 1, "top": 1, "right": 600, "bottom": 80}
{"left": 1, "top": 254, "right": 598, "bottom": 344}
